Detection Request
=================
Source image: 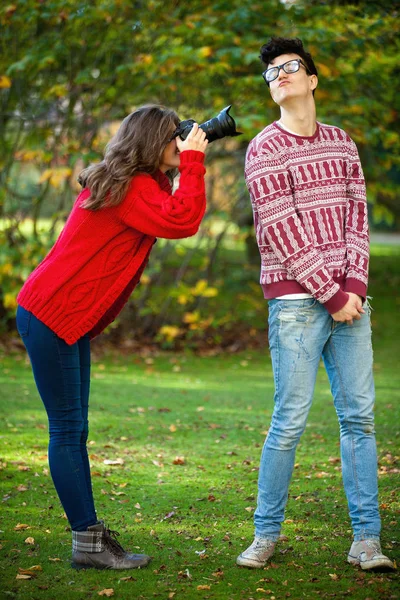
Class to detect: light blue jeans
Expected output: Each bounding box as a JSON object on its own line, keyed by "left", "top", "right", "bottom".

{"left": 255, "top": 298, "right": 380, "bottom": 542}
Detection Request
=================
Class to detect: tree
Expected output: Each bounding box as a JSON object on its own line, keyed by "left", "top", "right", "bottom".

{"left": 0, "top": 0, "right": 399, "bottom": 337}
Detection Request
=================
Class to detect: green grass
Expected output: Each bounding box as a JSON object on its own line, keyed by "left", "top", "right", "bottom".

{"left": 0, "top": 248, "right": 399, "bottom": 600}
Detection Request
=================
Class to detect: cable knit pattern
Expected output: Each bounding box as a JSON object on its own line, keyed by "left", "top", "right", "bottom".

{"left": 17, "top": 150, "right": 206, "bottom": 345}
{"left": 245, "top": 122, "right": 369, "bottom": 314}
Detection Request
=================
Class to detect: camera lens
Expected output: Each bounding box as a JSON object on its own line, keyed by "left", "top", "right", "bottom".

{"left": 172, "top": 106, "right": 241, "bottom": 143}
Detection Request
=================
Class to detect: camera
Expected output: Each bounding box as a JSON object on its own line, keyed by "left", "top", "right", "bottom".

{"left": 171, "top": 105, "right": 241, "bottom": 143}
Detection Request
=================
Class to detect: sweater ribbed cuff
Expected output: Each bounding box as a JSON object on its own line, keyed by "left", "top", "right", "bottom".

{"left": 323, "top": 288, "right": 349, "bottom": 314}
{"left": 179, "top": 150, "right": 205, "bottom": 165}
{"left": 344, "top": 278, "right": 367, "bottom": 303}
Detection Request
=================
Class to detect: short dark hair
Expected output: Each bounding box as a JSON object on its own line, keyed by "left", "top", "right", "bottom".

{"left": 260, "top": 37, "right": 318, "bottom": 78}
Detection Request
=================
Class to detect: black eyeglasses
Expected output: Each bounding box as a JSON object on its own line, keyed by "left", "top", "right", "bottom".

{"left": 262, "top": 59, "right": 310, "bottom": 84}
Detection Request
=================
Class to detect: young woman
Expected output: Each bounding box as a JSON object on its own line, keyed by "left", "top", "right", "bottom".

{"left": 16, "top": 105, "right": 208, "bottom": 570}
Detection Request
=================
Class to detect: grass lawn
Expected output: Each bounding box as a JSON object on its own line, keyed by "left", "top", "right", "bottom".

{"left": 0, "top": 246, "right": 399, "bottom": 600}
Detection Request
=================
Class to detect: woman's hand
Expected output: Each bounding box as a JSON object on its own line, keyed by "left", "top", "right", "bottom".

{"left": 176, "top": 123, "right": 208, "bottom": 154}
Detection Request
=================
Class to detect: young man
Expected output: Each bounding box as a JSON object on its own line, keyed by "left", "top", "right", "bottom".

{"left": 237, "top": 37, "right": 394, "bottom": 572}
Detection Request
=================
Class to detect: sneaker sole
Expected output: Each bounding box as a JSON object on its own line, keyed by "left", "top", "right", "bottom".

{"left": 236, "top": 555, "right": 267, "bottom": 568}
{"left": 348, "top": 557, "right": 395, "bottom": 572}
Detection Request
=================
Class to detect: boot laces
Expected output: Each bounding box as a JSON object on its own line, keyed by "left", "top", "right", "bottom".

{"left": 103, "top": 527, "right": 126, "bottom": 557}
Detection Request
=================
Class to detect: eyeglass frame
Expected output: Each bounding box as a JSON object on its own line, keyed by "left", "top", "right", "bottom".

{"left": 262, "top": 59, "right": 311, "bottom": 85}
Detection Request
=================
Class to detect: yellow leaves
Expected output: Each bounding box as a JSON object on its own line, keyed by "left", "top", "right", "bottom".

{"left": 183, "top": 311, "right": 200, "bottom": 324}
{"left": 159, "top": 325, "right": 182, "bottom": 342}
{"left": 46, "top": 84, "right": 68, "bottom": 98}
{"left": 183, "top": 310, "right": 213, "bottom": 331}
{"left": 348, "top": 104, "right": 365, "bottom": 115}
{"left": 190, "top": 279, "right": 218, "bottom": 298}
{"left": 3, "top": 292, "right": 17, "bottom": 310}
{"left": 178, "top": 279, "right": 218, "bottom": 306}
{"left": 383, "top": 131, "right": 399, "bottom": 149}
{"left": 172, "top": 456, "right": 185, "bottom": 465}
{"left": 199, "top": 46, "right": 213, "bottom": 58}
{"left": 98, "top": 590, "right": 114, "bottom": 597}
{"left": 14, "top": 149, "right": 43, "bottom": 162}
{"left": 315, "top": 63, "right": 331, "bottom": 77}
{"left": 38, "top": 167, "right": 72, "bottom": 188}
{"left": 0, "top": 262, "right": 13, "bottom": 275}
{"left": 0, "top": 75, "right": 12, "bottom": 88}
{"left": 14, "top": 523, "right": 30, "bottom": 531}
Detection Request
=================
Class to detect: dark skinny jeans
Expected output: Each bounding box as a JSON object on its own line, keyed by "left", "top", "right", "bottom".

{"left": 16, "top": 305, "right": 97, "bottom": 531}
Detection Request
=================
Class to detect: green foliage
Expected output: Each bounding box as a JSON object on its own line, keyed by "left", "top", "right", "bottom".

{"left": 0, "top": 227, "right": 54, "bottom": 325}
{"left": 1, "top": 0, "right": 399, "bottom": 210}
{"left": 1, "top": 0, "right": 400, "bottom": 336}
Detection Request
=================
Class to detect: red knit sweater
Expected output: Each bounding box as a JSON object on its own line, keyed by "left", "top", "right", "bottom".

{"left": 245, "top": 122, "right": 369, "bottom": 313}
{"left": 17, "top": 150, "right": 206, "bottom": 345}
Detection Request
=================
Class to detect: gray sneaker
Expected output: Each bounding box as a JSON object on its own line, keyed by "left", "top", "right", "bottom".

{"left": 236, "top": 537, "right": 276, "bottom": 568}
{"left": 347, "top": 539, "right": 395, "bottom": 571}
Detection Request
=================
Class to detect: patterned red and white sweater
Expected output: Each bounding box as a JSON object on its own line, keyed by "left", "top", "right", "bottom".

{"left": 245, "top": 121, "right": 369, "bottom": 314}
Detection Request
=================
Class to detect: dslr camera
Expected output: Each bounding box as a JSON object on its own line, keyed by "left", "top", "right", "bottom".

{"left": 171, "top": 105, "right": 241, "bottom": 143}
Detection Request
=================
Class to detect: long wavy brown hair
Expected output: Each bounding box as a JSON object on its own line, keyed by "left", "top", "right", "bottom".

{"left": 78, "top": 105, "right": 180, "bottom": 210}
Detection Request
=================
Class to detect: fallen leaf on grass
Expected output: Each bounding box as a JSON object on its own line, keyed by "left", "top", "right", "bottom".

{"left": 173, "top": 457, "right": 185, "bottom": 465}
{"left": 48, "top": 557, "right": 61, "bottom": 562}
{"left": 14, "top": 523, "right": 30, "bottom": 531}
{"left": 98, "top": 589, "right": 114, "bottom": 597}
{"left": 197, "top": 585, "right": 211, "bottom": 590}
{"left": 103, "top": 458, "right": 124, "bottom": 466}
{"left": 328, "top": 456, "right": 340, "bottom": 464}
{"left": 24, "top": 537, "right": 35, "bottom": 545}
{"left": 178, "top": 569, "right": 192, "bottom": 580}
{"left": 212, "top": 569, "right": 224, "bottom": 578}
{"left": 16, "top": 485, "right": 28, "bottom": 492}
{"left": 17, "top": 566, "right": 42, "bottom": 579}
{"left": 329, "top": 573, "right": 339, "bottom": 580}
{"left": 163, "top": 511, "right": 175, "bottom": 520}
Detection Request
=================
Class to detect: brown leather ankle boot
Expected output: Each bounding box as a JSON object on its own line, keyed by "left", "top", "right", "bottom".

{"left": 71, "top": 521, "right": 151, "bottom": 570}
